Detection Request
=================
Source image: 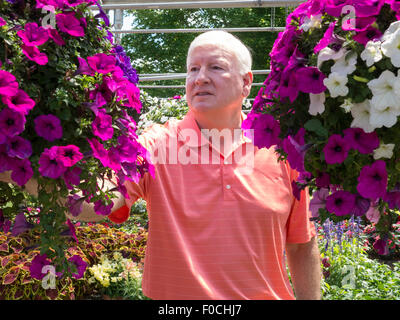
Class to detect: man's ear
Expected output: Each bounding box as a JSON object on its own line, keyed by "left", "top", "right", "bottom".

{"left": 242, "top": 71, "right": 253, "bottom": 98}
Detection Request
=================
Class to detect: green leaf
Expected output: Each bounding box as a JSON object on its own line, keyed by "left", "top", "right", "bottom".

{"left": 304, "top": 119, "right": 328, "bottom": 138}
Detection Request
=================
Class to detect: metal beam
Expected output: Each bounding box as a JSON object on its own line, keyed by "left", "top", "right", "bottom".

{"left": 96, "top": 0, "right": 303, "bottom": 10}
{"left": 113, "top": 27, "right": 284, "bottom": 34}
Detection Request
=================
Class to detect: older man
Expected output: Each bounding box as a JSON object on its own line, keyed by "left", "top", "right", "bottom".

{"left": 3, "top": 31, "right": 321, "bottom": 300}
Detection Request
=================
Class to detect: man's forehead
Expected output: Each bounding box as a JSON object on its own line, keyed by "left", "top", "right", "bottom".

{"left": 187, "top": 44, "right": 236, "bottom": 63}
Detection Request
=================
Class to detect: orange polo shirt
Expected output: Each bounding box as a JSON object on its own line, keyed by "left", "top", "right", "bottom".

{"left": 124, "top": 110, "right": 316, "bottom": 300}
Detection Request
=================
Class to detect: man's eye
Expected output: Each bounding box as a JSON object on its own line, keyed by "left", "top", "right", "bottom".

{"left": 212, "top": 66, "right": 222, "bottom": 70}
{"left": 190, "top": 67, "right": 198, "bottom": 72}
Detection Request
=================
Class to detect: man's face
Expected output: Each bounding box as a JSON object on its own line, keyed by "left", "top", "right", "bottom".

{"left": 185, "top": 44, "right": 246, "bottom": 113}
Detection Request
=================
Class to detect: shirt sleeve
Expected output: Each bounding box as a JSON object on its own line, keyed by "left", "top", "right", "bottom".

{"left": 285, "top": 166, "right": 317, "bottom": 244}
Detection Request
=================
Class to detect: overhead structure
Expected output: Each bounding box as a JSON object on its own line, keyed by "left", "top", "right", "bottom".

{"left": 92, "top": 0, "right": 304, "bottom": 93}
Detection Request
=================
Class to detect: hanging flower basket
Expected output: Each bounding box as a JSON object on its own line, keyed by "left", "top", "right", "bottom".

{"left": 243, "top": 0, "right": 400, "bottom": 252}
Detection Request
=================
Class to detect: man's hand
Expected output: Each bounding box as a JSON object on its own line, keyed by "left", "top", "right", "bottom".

{"left": 286, "top": 236, "right": 322, "bottom": 300}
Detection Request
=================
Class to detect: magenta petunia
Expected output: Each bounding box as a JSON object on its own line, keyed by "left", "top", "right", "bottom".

{"left": 324, "top": 0, "right": 352, "bottom": 17}
{"left": 326, "top": 190, "right": 356, "bottom": 216}
{"left": 21, "top": 45, "right": 48, "bottom": 65}
{"left": 0, "top": 70, "right": 19, "bottom": 97}
{"left": 2, "top": 89, "right": 35, "bottom": 115}
{"left": 351, "top": 195, "right": 370, "bottom": 217}
{"left": 11, "top": 158, "right": 33, "bottom": 186}
{"left": 6, "top": 135, "right": 32, "bottom": 159}
{"left": 29, "top": 254, "right": 52, "bottom": 280}
{"left": 296, "top": 67, "right": 327, "bottom": 94}
{"left": 357, "top": 160, "right": 388, "bottom": 200}
{"left": 282, "top": 128, "right": 308, "bottom": 173}
{"left": 316, "top": 171, "right": 330, "bottom": 188}
{"left": 0, "top": 17, "right": 6, "bottom": 27}
{"left": 94, "top": 197, "right": 114, "bottom": 216}
{"left": 118, "top": 82, "right": 142, "bottom": 112}
{"left": 384, "top": 190, "right": 400, "bottom": 210}
{"left": 47, "top": 27, "right": 65, "bottom": 46}
{"left": 68, "top": 255, "right": 87, "bottom": 279}
{"left": 314, "top": 21, "right": 336, "bottom": 53}
{"left": 63, "top": 166, "right": 82, "bottom": 190}
{"left": 17, "top": 22, "right": 49, "bottom": 47}
{"left": 353, "top": 26, "right": 383, "bottom": 45}
{"left": 310, "top": 188, "right": 329, "bottom": 218}
{"left": 66, "top": 219, "right": 78, "bottom": 243}
{"left": 0, "top": 108, "right": 26, "bottom": 138}
{"left": 354, "top": 0, "right": 385, "bottom": 18}
{"left": 373, "top": 238, "right": 389, "bottom": 255}
{"left": 74, "top": 57, "right": 95, "bottom": 76}
{"left": 67, "top": 194, "right": 84, "bottom": 216}
{"left": 34, "top": 114, "right": 62, "bottom": 141}
{"left": 56, "top": 12, "right": 85, "bottom": 37}
{"left": 56, "top": 145, "right": 83, "bottom": 167}
{"left": 343, "top": 127, "right": 379, "bottom": 154}
{"left": 117, "top": 135, "right": 140, "bottom": 162}
{"left": 92, "top": 110, "right": 114, "bottom": 141}
{"left": 242, "top": 111, "right": 281, "bottom": 149}
{"left": 0, "top": 144, "right": 13, "bottom": 172}
{"left": 87, "top": 53, "right": 116, "bottom": 74}
{"left": 323, "top": 134, "right": 350, "bottom": 165}
{"left": 38, "top": 146, "right": 67, "bottom": 179}
{"left": 87, "top": 138, "right": 110, "bottom": 168}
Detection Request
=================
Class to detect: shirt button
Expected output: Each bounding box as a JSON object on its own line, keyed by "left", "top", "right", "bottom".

{"left": 226, "top": 185, "right": 231, "bottom": 190}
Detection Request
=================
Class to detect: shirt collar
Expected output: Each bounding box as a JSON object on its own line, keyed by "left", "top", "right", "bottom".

{"left": 177, "top": 110, "right": 252, "bottom": 148}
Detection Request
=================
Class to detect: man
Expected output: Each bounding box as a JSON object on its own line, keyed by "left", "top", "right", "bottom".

{"left": 2, "top": 31, "right": 321, "bottom": 300}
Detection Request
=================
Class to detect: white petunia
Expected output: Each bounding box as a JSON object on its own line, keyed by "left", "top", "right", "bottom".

{"left": 369, "top": 104, "right": 400, "bottom": 129}
{"left": 360, "top": 40, "right": 383, "bottom": 67}
{"left": 350, "top": 100, "right": 376, "bottom": 133}
{"left": 331, "top": 51, "right": 357, "bottom": 75}
{"left": 308, "top": 92, "right": 325, "bottom": 115}
{"left": 381, "top": 28, "right": 400, "bottom": 67}
{"left": 300, "top": 14, "right": 322, "bottom": 32}
{"left": 367, "top": 70, "right": 400, "bottom": 111}
{"left": 382, "top": 20, "right": 400, "bottom": 42}
{"left": 373, "top": 143, "right": 395, "bottom": 160}
{"left": 323, "top": 72, "right": 349, "bottom": 98}
{"left": 317, "top": 47, "right": 346, "bottom": 68}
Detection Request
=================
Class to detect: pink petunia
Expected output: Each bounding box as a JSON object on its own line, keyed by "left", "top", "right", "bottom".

{"left": 56, "top": 145, "right": 83, "bottom": 167}
{"left": 21, "top": 45, "right": 48, "bottom": 65}
{"left": 47, "top": 27, "right": 65, "bottom": 46}
{"left": 17, "top": 22, "right": 49, "bottom": 47}
{"left": 92, "top": 110, "right": 114, "bottom": 141}
{"left": 0, "top": 70, "right": 19, "bottom": 97}
{"left": 2, "top": 89, "right": 35, "bottom": 115}
{"left": 56, "top": 12, "right": 85, "bottom": 37}
{"left": 0, "top": 17, "right": 6, "bottom": 27}
{"left": 87, "top": 53, "right": 116, "bottom": 74}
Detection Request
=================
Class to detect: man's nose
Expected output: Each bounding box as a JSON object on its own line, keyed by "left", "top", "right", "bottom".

{"left": 195, "top": 67, "right": 210, "bottom": 85}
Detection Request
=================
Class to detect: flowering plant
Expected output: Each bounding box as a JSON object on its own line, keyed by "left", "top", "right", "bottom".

{"left": 88, "top": 251, "right": 147, "bottom": 300}
{"left": 243, "top": 0, "right": 400, "bottom": 253}
{"left": 0, "top": 0, "right": 151, "bottom": 277}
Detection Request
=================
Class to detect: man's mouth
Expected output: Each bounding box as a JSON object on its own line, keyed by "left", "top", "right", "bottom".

{"left": 195, "top": 92, "right": 212, "bottom": 96}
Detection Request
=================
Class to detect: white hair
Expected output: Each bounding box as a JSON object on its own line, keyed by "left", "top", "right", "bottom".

{"left": 186, "top": 30, "right": 252, "bottom": 75}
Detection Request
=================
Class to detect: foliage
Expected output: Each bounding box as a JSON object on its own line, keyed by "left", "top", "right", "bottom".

{"left": 0, "top": 222, "right": 147, "bottom": 300}
{"left": 243, "top": 0, "right": 400, "bottom": 253}
{"left": 320, "top": 237, "right": 400, "bottom": 300}
{"left": 121, "top": 7, "right": 290, "bottom": 98}
{"left": 0, "top": 0, "right": 150, "bottom": 277}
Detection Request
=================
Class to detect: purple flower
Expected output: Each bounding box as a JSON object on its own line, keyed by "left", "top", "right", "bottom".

{"left": 2, "top": 89, "right": 35, "bottom": 115}
{"left": 56, "top": 145, "right": 83, "bottom": 167}
{"left": 17, "top": 22, "right": 49, "bottom": 46}
{"left": 279, "top": 68, "right": 300, "bottom": 103}
{"left": 47, "top": 28, "right": 65, "bottom": 46}
{"left": 94, "top": 0, "right": 110, "bottom": 26}
{"left": 314, "top": 21, "right": 337, "bottom": 53}
{"left": 11, "top": 212, "right": 33, "bottom": 236}
{"left": 29, "top": 254, "right": 52, "bottom": 280}
{"left": 296, "top": 67, "right": 327, "bottom": 94}
{"left": 316, "top": 172, "right": 330, "bottom": 188}
{"left": 0, "top": 70, "right": 19, "bottom": 97}
{"left": 0, "top": 108, "right": 26, "bottom": 137}
{"left": 87, "top": 138, "right": 109, "bottom": 168}
{"left": 323, "top": 134, "right": 350, "bottom": 165}
{"left": 0, "top": 210, "right": 11, "bottom": 233}
{"left": 242, "top": 112, "right": 281, "bottom": 149}
{"left": 34, "top": 114, "right": 62, "bottom": 141}
{"left": 354, "top": 0, "right": 385, "bottom": 18}
{"left": 87, "top": 53, "right": 116, "bottom": 74}
{"left": 0, "top": 144, "right": 13, "bottom": 172}
{"left": 21, "top": 45, "right": 48, "bottom": 65}
{"left": 282, "top": 128, "right": 309, "bottom": 173}
{"left": 74, "top": 57, "right": 95, "bottom": 76}
{"left": 350, "top": 195, "right": 370, "bottom": 217}
{"left": 66, "top": 219, "right": 78, "bottom": 243}
{"left": 92, "top": 110, "right": 114, "bottom": 141}
{"left": 56, "top": 12, "right": 85, "bottom": 37}
{"left": 6, "top": 135, "right": 32, "bottom": 159}
{"left": 94, "top": 198, "right": 113, "bottom": 216}
{"left": 117, "top": 135, "right": 140, "bottom": 162}
{"left": 38, "top": 147, "right": 67, "bottom": 179}
{"left": 384, "top": 190, "right": 400, "bottom": 210}
{"left": 325, "top": 0, "right": 352, "bottom": 17}
{"left": 343, "top": 128, "right": 379, "bottom": 154}
{"left": 310, "top": 188, "right": 329, "bottom": 218}
{"left": 373, "top": 238, "right": 389, "bottom": 255}
{"left": 0, "top": 17, "right": 6, "bottom": 27}
{"left": 326, "top": 190, "right": 356, "bottom": 216}
{"left": 357, "top": 160, "right": 388, "bottom": 200}
{"left": 67, "top": 194, "right": 84, "bottom": 216}
{"left": 11, "top": 158, "right": 33, "bottom": 186}
{"left": 68, "top": 255, "right": 87, "bottom": 279}
{"left": 63, "top": 167, "right": 82, "bottom": 190}
{"left": 353, "top": 26, "right": 383, "bottom": 46}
